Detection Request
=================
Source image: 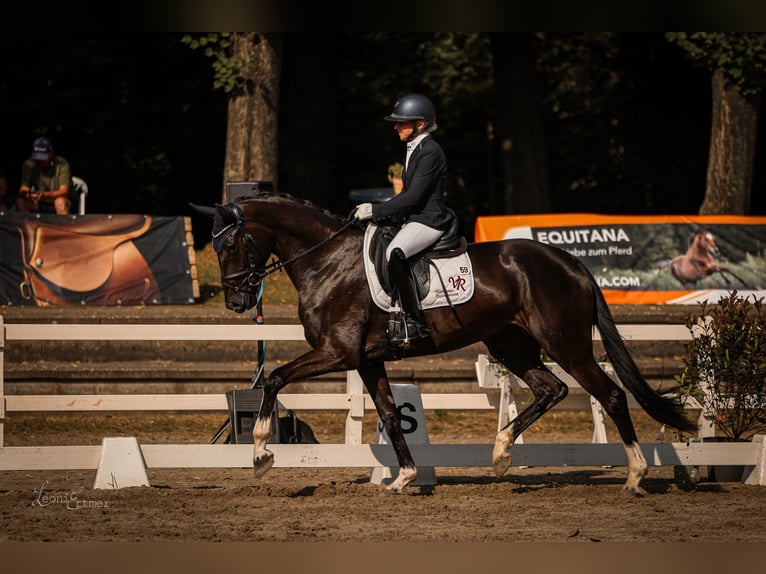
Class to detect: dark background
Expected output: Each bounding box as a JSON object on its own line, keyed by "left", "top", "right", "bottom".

{"left": 1, "top": 33, "right": 764, "bottom": 249}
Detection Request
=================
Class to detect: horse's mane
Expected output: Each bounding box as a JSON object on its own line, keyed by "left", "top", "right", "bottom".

{"left": 237, "top": 192, "right": 345, "bottom": 223}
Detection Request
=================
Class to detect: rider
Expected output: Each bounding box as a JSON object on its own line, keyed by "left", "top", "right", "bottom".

{"left": 354, "top": 93, "right": 455, "bottom": 346}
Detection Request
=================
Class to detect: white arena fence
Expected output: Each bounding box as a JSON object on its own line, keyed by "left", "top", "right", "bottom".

{"left": 0, "top": 316, "right": 764, "bottom": 487}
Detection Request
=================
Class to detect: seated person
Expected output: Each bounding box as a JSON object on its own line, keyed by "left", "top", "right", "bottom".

{"left": 16, "top": 137, "right": 72, "bottom": 215}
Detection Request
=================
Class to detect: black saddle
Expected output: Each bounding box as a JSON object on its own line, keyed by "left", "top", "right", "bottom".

{"left": 369, "top": 214, "right": 468, "bottom": 300}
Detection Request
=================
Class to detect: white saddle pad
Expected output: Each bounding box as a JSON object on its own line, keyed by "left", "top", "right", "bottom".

{"left": 362, "top": 224, "right": 475, "bottom": 312}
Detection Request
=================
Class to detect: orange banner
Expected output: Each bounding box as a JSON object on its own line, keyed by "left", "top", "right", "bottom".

{"left": 474, "top": 213, "right": 766, "bottom": 304}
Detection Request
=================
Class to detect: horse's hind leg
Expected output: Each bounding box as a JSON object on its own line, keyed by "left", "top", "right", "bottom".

{"left": 357, "top": 359, "right": 417, "bottom": 494}
{"left": 567, "top": 360, "right": 648, "bottom": 496}
{"left": 484, "top": 331, "right": 569, "bottom": 479}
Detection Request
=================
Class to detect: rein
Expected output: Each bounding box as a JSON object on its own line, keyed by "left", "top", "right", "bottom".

{"left": 216, "top": 202, "right": 356, "bottom": 293}
{"left": 258, "top": 218, "right": 357, "bottom": 279}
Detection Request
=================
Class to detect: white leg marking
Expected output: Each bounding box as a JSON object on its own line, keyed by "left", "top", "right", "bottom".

{"left": 386, "top": 467, "right": 417, "bottom": 494}
{"left": 252, "top": 417, "right": 274, "bottom": 477}
{"left": 623, "top": 441, "right": 648, "bottom": 496}
{"left": 492, "top": 428, "right": 514, "bottom": 478}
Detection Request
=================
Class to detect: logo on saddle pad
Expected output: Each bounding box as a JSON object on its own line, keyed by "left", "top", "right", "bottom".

{"left": 363, "top": 224, "right": 474, "bottom": 312}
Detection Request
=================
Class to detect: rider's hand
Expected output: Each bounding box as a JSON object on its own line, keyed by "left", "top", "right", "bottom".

{"left": 354, "top": 203, "right": 373, "bottom": 221}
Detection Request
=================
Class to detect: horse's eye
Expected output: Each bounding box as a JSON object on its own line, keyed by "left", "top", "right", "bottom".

{"left": 227, "top": 242, "right": 239, "bottom": 255}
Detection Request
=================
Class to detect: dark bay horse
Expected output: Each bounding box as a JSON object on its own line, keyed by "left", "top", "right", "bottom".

{"left": 671, "top": 230, "right": 749, "bottom": 289}
{"left": 193, "top": 193, "right": 696, "bottom": 496}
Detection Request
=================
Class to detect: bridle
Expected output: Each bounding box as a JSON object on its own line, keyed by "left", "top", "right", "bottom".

{"left": 212, "top": 203, "right": 265, "bottom": 295}
{"left": 213, "top": 201, "right": 356, "bottom": 295}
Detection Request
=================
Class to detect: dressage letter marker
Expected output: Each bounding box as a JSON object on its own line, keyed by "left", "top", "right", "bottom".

{"left": 370, "top": 384, "right": 436, "bottom": 486}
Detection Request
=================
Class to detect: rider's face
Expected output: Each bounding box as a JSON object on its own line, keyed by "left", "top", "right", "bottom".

{"left": 394, "top": 120, "right": 424, "bottom": 141}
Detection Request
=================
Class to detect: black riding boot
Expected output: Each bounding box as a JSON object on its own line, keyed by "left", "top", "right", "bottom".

{"left": 387, "top": 248, "right": 430, "bottom": 345}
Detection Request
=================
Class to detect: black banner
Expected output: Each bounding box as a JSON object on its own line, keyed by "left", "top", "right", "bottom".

{"left": 0, "top": 212, "right": 196, "bottom": 306}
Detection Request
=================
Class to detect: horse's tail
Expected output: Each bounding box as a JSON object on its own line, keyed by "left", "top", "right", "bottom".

{"left": 592, "top": 282, "right": 698, "bottom": 433}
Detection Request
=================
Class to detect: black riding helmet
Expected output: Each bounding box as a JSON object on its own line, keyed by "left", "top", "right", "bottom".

{"left": 384, "top": 93, "right": 437, "bottom": 140}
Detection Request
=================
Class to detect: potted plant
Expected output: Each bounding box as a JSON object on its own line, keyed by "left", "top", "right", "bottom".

{"left": 676, "top": 291, "right": 766, "bottom": 481}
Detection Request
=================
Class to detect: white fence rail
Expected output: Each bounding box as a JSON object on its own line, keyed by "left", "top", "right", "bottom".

{"left": 1, "top": 316, "right": 764, "bottom": 486}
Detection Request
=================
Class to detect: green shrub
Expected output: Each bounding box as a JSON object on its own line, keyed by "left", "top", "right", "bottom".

{"left": 676, "top": 291, "right": 766, "bottom": 441}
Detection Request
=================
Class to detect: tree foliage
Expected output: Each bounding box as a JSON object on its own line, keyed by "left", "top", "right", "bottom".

{"left": 181, "top": 33, "right": 252, "bottom": 94}
{"left": 666, "top": 32, "right": 766, "bottom": 96}
{"left": 536, "top": 33, "right": 627, "bottom": 205}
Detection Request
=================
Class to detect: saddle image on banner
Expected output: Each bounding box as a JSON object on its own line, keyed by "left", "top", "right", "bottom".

{"left": 362, "top": 224, "right": 474, "bottom": 312}
{"left": 0, "top": 212, "right": 196, "bottom": 306}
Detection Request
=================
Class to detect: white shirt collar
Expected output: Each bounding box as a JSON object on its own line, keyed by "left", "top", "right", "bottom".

{"left": 407, "top": 132, "right": 429, "bottom": 151}
{"left": 405, "top": 133, "right": 429, "bottom": 169}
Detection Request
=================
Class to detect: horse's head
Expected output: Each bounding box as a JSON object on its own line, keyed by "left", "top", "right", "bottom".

{"left": 695, "top": 230, "right": 720, "bottom": 258}
{"left": 191, "top": 202, "right": 269, "bottom": 313}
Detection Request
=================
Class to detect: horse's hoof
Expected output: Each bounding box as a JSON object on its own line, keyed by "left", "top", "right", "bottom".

{"left": 384, "top": 480, "right": 410, "bottom": 495}
{"left": 622, "top": 485, "right": 647, "bottom": 498}
{"left": 384, "top": 467, "right": 416, "bottom": 494}
{"left": 492, "top": 452, "right": 512, "bottom": 478}
{"left": 253, "top": 450, "right": 274, "bottom": 478}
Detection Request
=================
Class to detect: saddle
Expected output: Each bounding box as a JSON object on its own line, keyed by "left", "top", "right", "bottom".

{"left": 16, "top": 214, "right": 160, "bottom": 306}
{"left": 368, "top": 214, "right": 468, "bottom": 300}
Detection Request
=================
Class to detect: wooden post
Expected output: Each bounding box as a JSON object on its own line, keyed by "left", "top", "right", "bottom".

{"left": 345, "top": 370, "right": 364, "bottom": 445}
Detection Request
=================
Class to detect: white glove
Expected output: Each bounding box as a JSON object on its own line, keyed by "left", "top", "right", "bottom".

{"left": 354, "top": 203, "right": 373, "bottom": 221}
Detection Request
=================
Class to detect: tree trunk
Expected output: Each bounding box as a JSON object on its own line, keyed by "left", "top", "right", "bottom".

{"left": 699, "top": 68, "right": 760, "bottom": 215}
{"left": 490, "top": 33, "right": 551, "bottom": 214}
{"left": 222, "top": 33, "right": 283, "bottom": 202}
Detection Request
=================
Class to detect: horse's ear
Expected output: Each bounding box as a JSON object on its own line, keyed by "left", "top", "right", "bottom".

{"left": 189, "top": 203, "right": 217, "bottom": 219}
{"left": 215, "top": 203, "right": 237, "bottom": 224}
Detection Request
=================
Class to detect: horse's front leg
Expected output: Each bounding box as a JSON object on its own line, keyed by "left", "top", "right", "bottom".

{"left": 358, "top": 360, "right": 417, "bottom": 494}
{"left": 251, "top": 348, "right": 352, "bottom": 477}
{"left": 251, "top": 371, "right": 285, "bottom": 477}
{"left": 717, "top": 266, "right": 751, "bottom": 288}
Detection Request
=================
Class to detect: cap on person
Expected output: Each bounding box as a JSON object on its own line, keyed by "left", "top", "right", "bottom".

{"left": 31, "top": 137, "right": 53, "bottom": 161}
